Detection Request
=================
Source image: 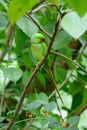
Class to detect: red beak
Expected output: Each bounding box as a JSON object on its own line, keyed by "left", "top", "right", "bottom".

{"left": 41, "top": 37, "right": 45, "bottom": 42}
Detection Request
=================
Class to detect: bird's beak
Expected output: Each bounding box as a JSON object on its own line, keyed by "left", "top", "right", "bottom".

{"left": 41, "top": 37, "right": 45, "bottom": 42}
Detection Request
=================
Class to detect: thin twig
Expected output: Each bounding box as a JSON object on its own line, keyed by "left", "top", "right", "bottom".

{"left": 29, "top": 2, "right": 62, "bottom": 15}
{"left": 0, "top": 24, "right": 14, "bottom": 62}
{"left": 54, "top": 96, "right": 64, "bottom": 122}
{"left": 71, "top": 74, "right": 87, "bottom": 86}
{"left": 29, "top": 0, "right": 45, "bottom": 14}
{"left": 45, "top": 67, "right": 64, "bottom": 104}
{"left": 75, "top": 105, "right": 87, "bottom": 116}
{"left": 66, "top": 102, "right": 87, "bottom": 118}
{"left": 0, "top": 117, "right": 46, "bottom": 130}
{"left": 48, "top": 43, "right": 87, "bottom": 99}
{"left": 6, "top": 14, "right": 61, "bottom": 130}
{"left": 0, "top": 77, "right": 6, "bottom": 116}
{"left": 50, "top": 54, "right": 57, "bottom": 70}
{"left": 24, "top": 118, "right": 34, "bottom": 130}
{"left": 25, "top": 13, "right": 52, "bottom": 39}
{"left": 50, "top": 50, "right": 87, "bottom": 73}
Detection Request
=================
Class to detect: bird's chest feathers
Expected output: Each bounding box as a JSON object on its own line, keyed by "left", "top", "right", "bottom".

{"left": 31, "top": 43, "right": 47, "bottom": 61}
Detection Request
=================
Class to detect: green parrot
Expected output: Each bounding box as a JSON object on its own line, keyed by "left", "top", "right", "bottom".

{"left": 31, "top": 33, "right": 47, "bottom": 62}
{"left": 31, "top": 33, "right": 63, "bottom": 103}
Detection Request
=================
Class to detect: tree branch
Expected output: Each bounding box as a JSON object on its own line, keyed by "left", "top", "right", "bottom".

{"left": 6, "top": 14, "right": 61, "bottom": 130}
{"left": 29, "top": 0, "right": 45, "bottom": 14}
{"left": 72, "top": 74, "right": 87, "bottom": 86}
{"left": 25, "top": 13, "right": 52, "bottom": 39}
{"left": 50, "top": 50, "right": 87, "bottom": 73}
{"left": 29, "top": 2, "right": 62, "bottom": 15}
{"left": 54, "top": 96, "right": 64, "bottom": 122}
{"left": 0, "top": 24, "right": 14, "bottom": 62}
{"left": 48, "top": 42, "right": 87, "bottom": 100}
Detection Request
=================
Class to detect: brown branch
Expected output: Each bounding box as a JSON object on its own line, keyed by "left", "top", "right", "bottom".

{"left": 6, "top": 14, "right": 61, "bottom": 130}
{"left": 50, "top": 50, "right": 87, "bottom": 73}
{"left": 0, "top": 24, "right": 14, "bottom": 62}
{"left": 29, "top": 2, "right": 62, "bottom": 15}
{"left": 0, "top": 77, "right": 6, "bottom": 116}
{"left": 25, "top": 13, "right": 52, "bottom": 39}
{"left": 50, "top": 54, "right": 57, "bottom": 70}
{"left": 71, "top": 74, "right": 87, "bottom": 86}
{"left": 29, "top": 0, "right": 45, "bottom": 14}
{"left": 54, "top": 96, "right": 64, "bottom": 122}
{"left": 67, "top": 102, "right": 87, "bottom": 118}
{"left": 75, "top": 105, "right": 87, "bottom": 116}
{"left": 48, "top": 42, "right": 87, "bottom": 100}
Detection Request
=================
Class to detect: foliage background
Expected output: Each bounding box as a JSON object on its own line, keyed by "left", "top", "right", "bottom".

{"left": 0, "top": 0, "right": 87, "bottom": 130}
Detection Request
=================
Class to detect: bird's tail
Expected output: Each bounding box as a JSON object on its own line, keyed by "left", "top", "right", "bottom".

{"left": 45, "top": 66, "right": 64, "bottom": 104}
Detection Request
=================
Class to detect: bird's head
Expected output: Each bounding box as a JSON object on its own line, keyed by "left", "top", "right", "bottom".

{"left": 31, "top": 33, "right": 45, "bottom": 44}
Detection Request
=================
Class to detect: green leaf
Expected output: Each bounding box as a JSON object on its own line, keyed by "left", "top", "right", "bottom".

{"left": 52, "top": 31, "right": 71, "bottom": 50}
{"left": 68, "top": 81, "right": 83, "bottom": 95}
{"left": 72, "top": 127, "right": 79, "bottom": 130}
{"left": 7, "top": 110, "right": 15, "bottom": 119}
{"left": 44, "top": 101, "right": 56, "bottom": 112}
{"left": 36, "top": 92, "right": 48, "bottom": 102}
{"left": 0, "top": 117, "right": 5, "bottom": 122}
{"left": 8, "top": 0, "right": 37, "bottom": 24}
{"left": 80, "top": 55, "right": 87, "bottom": 69}
{"left": 0, "top": 11, "right": 8, "bottom": 31}
{"left": 2, "top": 67, "right": 23, "bottom": 82}
{"left": 66, "top": 0, "right": 87, "bottom": 16}
{"left": 46, "top": 0, "right": 58, "bottom": 5}
{"left": 62, "top": 128, "right": 79, "bottom": 130}
{"left": 22, "top": 71, "right": 31, "bottom": 86}
{"left": 67, "top": 116, "right": 80, "bottom": 125}
{"left": 79, "top": 34, "right": 87, "bottom": 45}
{"left": 27, "top": 100, "right": 42, "bottom": 110}
{"left": 15, "top": 29, "right": 28, "bottom": 54}
{"left": 46, "top": 116, "right": 58, "bottom": 128}
{"left": 54, "top": 65, "right": 67, "bottom": 82}
{"left": 16, "top": 16, "right": 38, "bottom": 37}
{"left": 27, "top": 100, "right": 47, "bottom": 110}
{"left": 0, "top": 0, "right": 8, "bottom": 10}
{"left": 61, "top": 11, "right": 87, "bottom": 39}
{"left": 33, "top": 119, "right": 48, "bottom": 129}
{"left": 45, "top": 20, "right": 56, "bottom": 34}
{"left": 59, "top": 91, "right": 72, "bottom": 109}
{"left": 36, "top": 72, "right": 46, "bottom": 87}
{"left": 78, "top": 110, "right": 87, "bottom": 129}
{"left": 14, "top": 96, "right": 28, "bottom": 106}
{"left": 22, "top": 47, "right": 35, "bottom": 68}
{"left": 27, "top": 93, "right": 48, "bottom": 110}
{"left": 62, "top": 128, "right": 70, "bottom": 130}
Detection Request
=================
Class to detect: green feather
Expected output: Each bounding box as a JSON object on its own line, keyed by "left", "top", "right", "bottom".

{"left": 31, "top": 33, "right": 47, "bottom": 61}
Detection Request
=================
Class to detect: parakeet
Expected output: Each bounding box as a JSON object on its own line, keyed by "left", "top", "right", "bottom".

{"left": 31, "top": 33, "right": 63, "bottom": 103}
{"left": 31, "top": 33, "right": 47, "bottom": 62}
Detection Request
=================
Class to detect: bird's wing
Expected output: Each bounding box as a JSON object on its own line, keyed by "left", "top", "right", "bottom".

{"left": 31, "top": 43, "right": 43, "bottom": 61}
{"left": 41, "top": 43, "right": 47, "bottom": 56}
